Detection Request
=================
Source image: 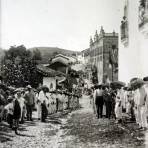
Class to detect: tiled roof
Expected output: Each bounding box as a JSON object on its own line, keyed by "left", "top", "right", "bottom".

{"left": 37, "top": 64, "right": 65, "bottom": 77}
{"left": 55, "top": 54, "right": 70, "bottom": 60}
{"left": 52, "top": 54, "right": 76, "bottom": 65}
{"left": 51, "top": 56, "right": 70, "bottom": 66}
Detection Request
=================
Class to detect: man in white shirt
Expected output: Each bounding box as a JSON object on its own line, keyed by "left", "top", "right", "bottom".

{"left": 36, "top": 92, "right": 41, "bottom": 120}
{"left": 135, "top": 84, "right": 148, "bottom": 129}
{"left": 38, "top": 88, "right": 48, "bottom": 122}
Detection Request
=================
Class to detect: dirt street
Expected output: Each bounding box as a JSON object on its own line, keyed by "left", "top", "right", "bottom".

{"left": 0, "top": 95, "right": 147, "bottom": 148}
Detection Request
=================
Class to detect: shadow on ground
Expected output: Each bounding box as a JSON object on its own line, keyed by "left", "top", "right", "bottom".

{"left": 62, "top": 111, "right": 145, "bottom": 148}
{"left": 0, "top": 122, "right": 13, "bottom": 143}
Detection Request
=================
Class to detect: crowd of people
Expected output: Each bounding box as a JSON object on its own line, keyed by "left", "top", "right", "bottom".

{"left": 92, "top": 77, "right": 148, "bottom": 131}
{"left": 1, "top": 75, "right": 148, "bottom": 135}
{"left": 92, "top": 84, "right": 116, "bottom": 120}
{"left": 0, "top": 83, "right": 81, "bottom": 135}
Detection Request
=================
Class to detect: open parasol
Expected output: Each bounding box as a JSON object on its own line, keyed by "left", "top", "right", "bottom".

{"left": 110, "top": 81, "right": 126, "bottom": 89}
{"left": 130, "top": 78, "right": 145, "bottom": 88}
{"left": 102, "top": 83, "right": 110, "bottom": 88}
{"left": 41, "top": 85, "right": 49, "bottom": 92}
{"left": 130, "top": 77, "right": 139, "bottom": 83}
{"left": 143, "top": 76, "right": 148, "bottom": 82}
{"left": 94, "top": 83, "right": 103, "bottom": 89}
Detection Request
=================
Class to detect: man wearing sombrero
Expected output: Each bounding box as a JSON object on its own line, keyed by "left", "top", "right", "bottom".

{"left": 24, "top": 85, "right": 35, "bottom": 121}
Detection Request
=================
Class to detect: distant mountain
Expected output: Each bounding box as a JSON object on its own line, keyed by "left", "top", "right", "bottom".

{"left": 29, "top": 47, "right": 80, "bottom": 64}
{"left": 0, "top": 48, "right": 5, "bottom": 61}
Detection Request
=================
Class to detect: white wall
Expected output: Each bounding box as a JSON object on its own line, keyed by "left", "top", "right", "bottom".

{"left": 43, "top": 77, "right": 56, "bottom": 90}
{"left": 119, "top": 0, "right": 148, "bottom": 83}
{"left": 140, "top": 31, "right": 148, "bottom": 77}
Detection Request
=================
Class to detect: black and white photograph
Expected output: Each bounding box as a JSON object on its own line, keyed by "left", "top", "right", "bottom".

{"left": 0, "top": 0, "right": 148, "bottom": 147}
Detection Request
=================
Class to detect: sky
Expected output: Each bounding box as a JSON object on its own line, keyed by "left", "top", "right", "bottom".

{"left": 1, "top": 0, "right": 124, "bottom": 51}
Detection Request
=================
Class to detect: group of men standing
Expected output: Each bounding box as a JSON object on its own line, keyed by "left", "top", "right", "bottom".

{"left": 126, "top": 80, "right": 148, "bottom": 130}
{"left": 93, "top": 78, "right": 148, "bottom": 130}
{"left": 93, "top": 85, "right": 115, "bottom": 119}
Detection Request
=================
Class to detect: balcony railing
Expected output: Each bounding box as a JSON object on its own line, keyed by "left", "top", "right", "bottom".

{"left": 139, "top": 0, "right": 148, "bottom": 35}
{"left": 120, "top": 16, "right": 128, "bottom": 45}
{"left": 139, "top": 5, "right": 148, "bottom": 27}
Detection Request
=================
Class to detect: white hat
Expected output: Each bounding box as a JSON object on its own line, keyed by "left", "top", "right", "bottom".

{"left": 27, "top": 85, "right": 32, "bottom": 89}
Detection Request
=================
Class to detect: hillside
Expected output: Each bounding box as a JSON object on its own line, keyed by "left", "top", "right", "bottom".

{"left": 0, "top": 49, "right": 5, "bottom": 74}
{"left": 29, "top": 47, "right": 80, "bottom": 64}
{"left": 0, "top": 48, "right": 5, "bottom": 62}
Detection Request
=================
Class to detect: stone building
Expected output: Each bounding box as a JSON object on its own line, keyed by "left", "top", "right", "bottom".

{"left": 89, "top": 27, "right": 118, "bottom": 83}
{"left": 119, "top": 0, "right": 148, "bottom": 83}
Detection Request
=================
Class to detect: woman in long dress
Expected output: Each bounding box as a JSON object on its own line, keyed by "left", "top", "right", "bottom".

{"left": 38, "top": 88, "right": 48, "bottom": 122}
{"left": 51, "top": 92, "right": 56, "bottom": 113}
{"left": 16, "top": 91, "right": 25, "bottom": 124}
{"left": 46, "top": 92, "right": 52, "bottom": 114}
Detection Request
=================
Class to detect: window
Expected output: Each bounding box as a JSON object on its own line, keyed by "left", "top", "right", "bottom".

{"left": 120, "top": 1, "right": 129, "bottom": 46}
{"left": 139, "top": 0, "right": 148, "bottom": 35}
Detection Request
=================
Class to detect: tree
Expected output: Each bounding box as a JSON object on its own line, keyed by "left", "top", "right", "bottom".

{"left": 32, "top": 48, "right": 42, "bottom": 61}
{"left": 2, "top": 45, "right": 42, "bottom": 88}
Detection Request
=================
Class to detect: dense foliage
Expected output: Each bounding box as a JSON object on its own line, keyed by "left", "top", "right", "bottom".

{"left": 1, "top": 45, "right": 42, "bottom": 88}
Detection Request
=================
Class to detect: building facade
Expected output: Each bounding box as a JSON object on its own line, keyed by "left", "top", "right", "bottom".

{"left": 89, "top": 27, "right": 118, "bottom": 83}
{"left": 119, "top": 0, "right": 148, "bottom": 83}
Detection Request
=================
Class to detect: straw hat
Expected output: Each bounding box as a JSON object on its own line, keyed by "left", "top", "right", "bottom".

{"left": 26, "top": 85, "right": 32, "bottom": 89}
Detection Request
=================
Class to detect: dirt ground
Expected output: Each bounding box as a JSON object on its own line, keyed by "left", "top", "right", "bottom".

{"left": 0, "top": 95, "right": 147, "bottom": 148}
